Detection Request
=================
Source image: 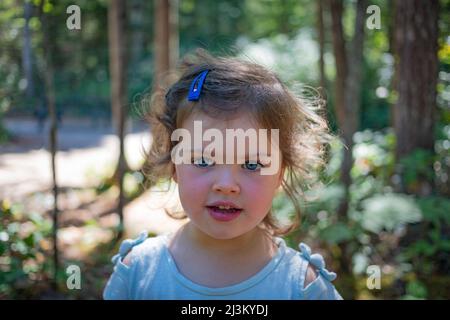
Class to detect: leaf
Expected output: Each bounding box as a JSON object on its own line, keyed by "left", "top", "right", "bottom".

{"left": 320, "top": 223, "right": 354, "bottom": 244}
{"left": 23, "top": 233, "right": 35, "bottom": 248}
{"left": 417, "top": 197, "right": 450, "bottom": 225}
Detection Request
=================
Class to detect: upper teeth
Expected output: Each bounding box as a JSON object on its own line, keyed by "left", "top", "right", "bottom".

{"left": 218, "top": 205, "right": 232, "bottom": 209}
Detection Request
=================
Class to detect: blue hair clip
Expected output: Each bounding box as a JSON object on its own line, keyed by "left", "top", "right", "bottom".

{"left": 188, "top": 70, "right": 209, "bottom": 101}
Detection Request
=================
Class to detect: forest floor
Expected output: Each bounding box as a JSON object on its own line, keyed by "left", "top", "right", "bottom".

{"left": 0, "top": 117, "right": 187, "bottom": 299}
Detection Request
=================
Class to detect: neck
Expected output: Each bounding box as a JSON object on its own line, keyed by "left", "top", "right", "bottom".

{"left": 182, "top": 222, "right": 273, "bottom": 257}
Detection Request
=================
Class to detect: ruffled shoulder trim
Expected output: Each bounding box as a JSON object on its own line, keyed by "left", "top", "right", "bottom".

{"left": 112, "top": 231, "right": 148, "bottom": 265}
{"left": 298, "top": 242, "right": 337, "bottom": 282}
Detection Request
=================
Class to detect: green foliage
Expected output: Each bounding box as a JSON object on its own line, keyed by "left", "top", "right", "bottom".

{"left": 242, "top": 0, "right": 315, "bottom": 39}
{"left": 360, "top": 0, "right": 392, "bottom": 130}
{"left": 404, "top": 196, "right": 450, "bottom": 258}
{"left": 399, "top": 149, "right": 436, "bottom": 187}
{"left": 404, "top": 280, "right": 428, "bottom": 300}
{"left": 319, "top": 222, "right": 354, "bottom": 245}
{"left": 272, "top": 191, "right": 296, "bottom": 226}
{"left": 0, "top": 200, "right": 52, "bottom": 298}
{"left": 95, "top": 169, "right": 146, "bottom": 202}
{"left": 0, "top": 121, "right": 10, "bottom": 144}
{"left": 417, "top": 196, "right": 450, "bottom": 225}
{"left": 279, "top": 127, "right": 450, "bottom": 299}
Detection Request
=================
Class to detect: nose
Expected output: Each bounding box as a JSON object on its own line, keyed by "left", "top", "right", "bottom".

{"left": 212, "top": 166, "right": 241, "bottom": 195}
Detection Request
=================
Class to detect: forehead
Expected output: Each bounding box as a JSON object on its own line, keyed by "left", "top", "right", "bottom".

{"left": 180, "top": 110, "right": 261, "bottom": 132}
{"left": 177, "top": 109, "right": 279, "bottom": 162}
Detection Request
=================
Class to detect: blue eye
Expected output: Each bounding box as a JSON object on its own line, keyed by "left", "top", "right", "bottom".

{"left": 193, "top": 157, "right": 215, "bottom": 168}
{"left": 242, "top": 161, "right": 264, "bottom": 171}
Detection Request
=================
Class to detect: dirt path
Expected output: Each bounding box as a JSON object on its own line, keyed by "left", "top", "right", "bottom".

{"left": 0, "top": 117, "right": 186, "bottom": 261}
{"left": 1, "top": 118, "right": 151, "bottom": 199}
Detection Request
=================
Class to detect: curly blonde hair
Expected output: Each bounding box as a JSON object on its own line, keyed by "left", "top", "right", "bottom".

{"left": 142, "top": 49, "right": 332, "bottom": 237}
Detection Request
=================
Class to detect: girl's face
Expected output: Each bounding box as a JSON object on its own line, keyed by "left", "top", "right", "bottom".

{"left": 173, "top": 111, "right": 284, "bottom": 240}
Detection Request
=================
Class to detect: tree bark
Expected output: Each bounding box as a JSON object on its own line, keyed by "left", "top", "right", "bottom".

{"left": 169, "top": 0, "right": 179, "bottom": 69}
{"left": 328, "top": 0, "right": 366, "bottom": 298}
{"left": 329, "top": 0, "right": 348, "bottom": 138}
{"left": 130, "top": 0, "right": 145, "bottom": 66}
{"left": 154, "top": 0, "right": 178, "bottom": 88}
{"left": 317, "top": 0, "right": 327, "bottom": 93}
{"left": 108, "top": 0, "right": 128, "bottom": 239}
{"left": 38, "top": 0, "right": 59, "bottom": 290}
{"left": 329, "top": 0, "right": 366, "bottom": 213}
{"left": 23, "top": 2, "right": 34, "bottom": 100}
{"left": 393, "top": 0, "right": 438, "bottom": 195}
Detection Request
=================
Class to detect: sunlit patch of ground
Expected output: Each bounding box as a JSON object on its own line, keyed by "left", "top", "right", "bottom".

{"left": 0, "top": 118, "right": 186, "bottom": 298}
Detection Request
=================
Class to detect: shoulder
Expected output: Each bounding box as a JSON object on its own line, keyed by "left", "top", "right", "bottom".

{"left": 113, "top": 231, "right": 169, "bottom": 267}
{"left": 294, "top": 242, "right": 343, "bottom": 300}
{"left": 103, "top": 231, "right": 169, "bottom": 300}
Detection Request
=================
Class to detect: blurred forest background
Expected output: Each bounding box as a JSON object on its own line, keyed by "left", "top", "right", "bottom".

{"left": 0, "top": 0, "right": 449, "bottom": 299}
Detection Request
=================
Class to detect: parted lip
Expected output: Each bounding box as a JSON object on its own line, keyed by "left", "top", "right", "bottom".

{"left": 206, "top": 201, "right": 242, "bottom": 210}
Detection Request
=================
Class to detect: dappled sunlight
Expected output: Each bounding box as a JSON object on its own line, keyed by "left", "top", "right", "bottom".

{"left": 124, "top": 183, "right": 187, "bottom": 238}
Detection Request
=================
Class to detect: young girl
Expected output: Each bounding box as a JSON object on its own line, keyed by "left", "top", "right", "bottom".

{"left": 103, "top": 50, "right": 342, "bottom": 300}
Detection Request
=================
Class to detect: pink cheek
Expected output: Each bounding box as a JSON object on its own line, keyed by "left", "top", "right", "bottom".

{"left": 247, "top": 185, "right": 269, "bottom": 200}
{"left": 242, "top": 178, "right": 277, "bottom": 205}
{"left": 177, "top": 168, "right": 211, "bottom": 200}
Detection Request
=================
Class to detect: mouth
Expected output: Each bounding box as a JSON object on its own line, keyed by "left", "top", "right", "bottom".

{"left": 206, "top": 206, "right": 242, "bottom": 213}
{"left": 206, "top": 202, "right": 243, "bottom": 221}
{"left": 206, "top": 201, "right": 242, "bottom": 213}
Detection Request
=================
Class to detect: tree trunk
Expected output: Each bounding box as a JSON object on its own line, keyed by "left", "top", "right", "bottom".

{"left": 329, "top": 0, "right": 366, "bottom": 217}
{"left": 329, "top": 0, "right": 348, "bottom": 143}
{"left": 154, "top": 0, "right": 178, "bottom": 88}
{"left": 154, "top": 0, "right": 170, "bottom": 88}
{"left": 387, "top": 0, "right": 396, "bottom": 128}
{"left": 137, "top": 0, "right": 178, "bottom": 192}
{"left": 108, "top": 0, "right": 128, "bottom": 239}
{"left": 328, "top": 0, "right": 366, "bottom": 298}
{"left": 280, "top": 0, "right": 290, "bottom": 35}
{"left": 23, "top": 2, "right": 34, "bottom": 100}
{"left": 38, "top": 0, "right": 59, "bottom": 290}
{"left": 393, "top": 0, "right": 438, "bottom": 195}
{"left": 129, "top": 0, "right": 145, "bottom": 66}
{"left": 317, "top": 0, "right": 326, "bottom": 94}
{"left": 169, "top": 0, "right": 179, "bottom": 69}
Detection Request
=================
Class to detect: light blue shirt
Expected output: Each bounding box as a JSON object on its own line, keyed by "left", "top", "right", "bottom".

{"left": 103, "top": 231, "right": 343, "bottom": 300}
